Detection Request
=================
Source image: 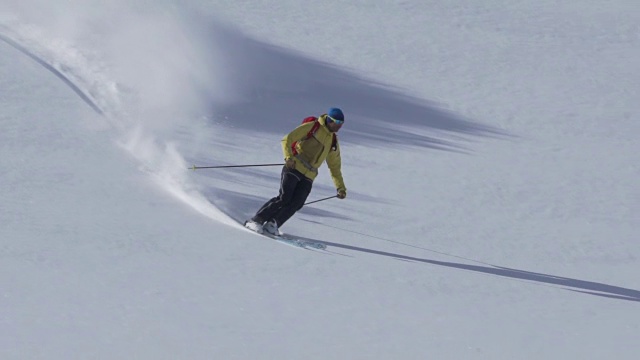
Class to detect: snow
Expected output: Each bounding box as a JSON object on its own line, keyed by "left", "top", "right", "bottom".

{"left": 1, "top": 1, "right": 639, "bottom": 359}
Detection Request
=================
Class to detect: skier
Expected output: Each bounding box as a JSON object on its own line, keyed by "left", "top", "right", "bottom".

{"left": 245, "top": 107, "right": 347, "bottom": 235}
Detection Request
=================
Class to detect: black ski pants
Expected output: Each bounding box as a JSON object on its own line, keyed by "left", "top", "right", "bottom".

{"left": 253, "top": 166, "right": 313, "bottom": 227}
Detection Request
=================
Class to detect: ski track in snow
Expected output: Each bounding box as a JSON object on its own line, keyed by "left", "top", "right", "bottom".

{"left": 0, "top": 21, "right": 240, "bottom": 230}
{"left": 0, "top": 30, "right": 104, "bottom": 115}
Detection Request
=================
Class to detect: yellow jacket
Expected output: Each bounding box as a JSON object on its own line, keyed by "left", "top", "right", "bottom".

{"left": 281, "top": 115, "right": 346, "bottom": 193}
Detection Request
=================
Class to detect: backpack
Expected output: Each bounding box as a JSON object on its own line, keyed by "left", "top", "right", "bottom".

{"left": 300, "top": 116, "right": 338, "bottom": 151}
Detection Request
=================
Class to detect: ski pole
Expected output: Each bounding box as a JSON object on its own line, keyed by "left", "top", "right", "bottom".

{"left": 304, "top": 195, "right": 338, "bottom": 206}
{"left": 190, "top": 163, "right": 284, "bottom": 170}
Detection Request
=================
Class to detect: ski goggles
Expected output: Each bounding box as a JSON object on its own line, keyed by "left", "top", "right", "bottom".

{"left": 327, "top": 114, "right": 344, "bottom": 125}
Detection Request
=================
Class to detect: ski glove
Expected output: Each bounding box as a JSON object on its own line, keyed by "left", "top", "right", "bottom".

{"left": 337, "top": 189, "right": 346, "bottom": 199}
{"left": 285, "top": 158, "right": 296, "bottom": 169}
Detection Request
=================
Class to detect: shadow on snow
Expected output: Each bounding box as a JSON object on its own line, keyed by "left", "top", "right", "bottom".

{"left": 193, "top": 19, "right": 510, "bottom": 152}
{"left": 290, "top": 234, "right": 640, "bottom": 303}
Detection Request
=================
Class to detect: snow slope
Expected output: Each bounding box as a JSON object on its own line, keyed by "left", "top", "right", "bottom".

{"left": 1, "top": 1, "right": 639, "bottom": 359}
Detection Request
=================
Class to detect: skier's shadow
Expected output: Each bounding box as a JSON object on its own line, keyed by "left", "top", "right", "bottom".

{"left": 289, "top": 234, "right": 640, "bottom": 303}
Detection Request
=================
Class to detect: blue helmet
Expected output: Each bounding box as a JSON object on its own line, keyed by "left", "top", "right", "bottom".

{"left": 327, "top": 107, "right": 344, "bottom": 122}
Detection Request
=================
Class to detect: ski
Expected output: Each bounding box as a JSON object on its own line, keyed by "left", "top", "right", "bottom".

{"left": 242, "top": 220, "right": 327, "bottom": 250}
{"left": 241, "top": 221, "right": 327, "bottom": 250}
{"left": 264, "top": 233, "right": 327, "bottom": 250}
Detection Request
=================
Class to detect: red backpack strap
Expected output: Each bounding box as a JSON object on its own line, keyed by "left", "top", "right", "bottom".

{"left": 307, "top": 120, "right": 321, "bottom": 139}
{"left": 292, "top": 117, "right": 338, "bottom": 154}
{"left": 304, "top": 120, "right": 338, "bottom": 151}
{"left": 291, "top": 118, "right": 321, "bottom": 156}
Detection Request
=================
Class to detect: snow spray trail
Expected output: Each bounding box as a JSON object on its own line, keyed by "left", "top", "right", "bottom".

{"left": 0, "top": 13, "right": 238, "bottom": 228}
{"left": 119, "top": 127, "right": 238, "bottom": 228}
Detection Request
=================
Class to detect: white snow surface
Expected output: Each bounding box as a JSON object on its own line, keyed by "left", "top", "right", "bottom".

{"left": 1, "top": 1, "right": 639, "bottom": 359}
